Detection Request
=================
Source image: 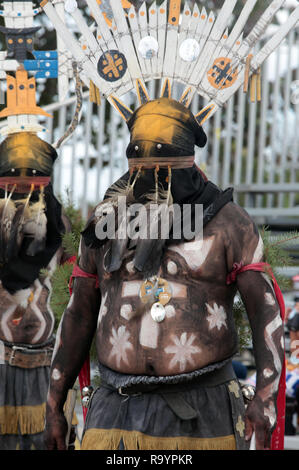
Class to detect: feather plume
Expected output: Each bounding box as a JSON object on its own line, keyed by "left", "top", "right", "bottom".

{"left": 133, "top": 169, "right": 173, "bottom": 278}
{"left": 0, "top": 195, "right": 16, "bottom": 263}
{"left": 104, "top": 170, "right": 141, "bottom": 272}
{"left": 5, "top": 186, "right": 33, "bottom": 262}
{"left": 24, "top": 187, "right": 47, "bottom": 256}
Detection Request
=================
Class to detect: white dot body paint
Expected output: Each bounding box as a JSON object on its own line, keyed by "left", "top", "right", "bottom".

{"left": 263, "top": 368, "right": 274, "bottom": 378}
{"left": 52, "top": 368, "right": 61, "bottom": 381}
{"left": 264, "top": 292, "right": 275, "bottom": 306}
{"left": 120, "top": 304, "right": 133, "bottom": 321}
{"left": 165, "top": 305, "right": 176, "bottom": 318}
{"left": 167, "top": 261, "right": 178, "bottom": 275}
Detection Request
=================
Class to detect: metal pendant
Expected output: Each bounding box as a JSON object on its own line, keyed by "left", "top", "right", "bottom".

{"left": 150, "top": 302, "right": 166, "bottom": 323}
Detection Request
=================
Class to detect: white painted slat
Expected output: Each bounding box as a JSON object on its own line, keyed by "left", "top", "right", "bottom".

{"left": 148, "top": 2, "right": 158, "bottom": 79}
{"left": 192, "top": 0, "right": 237, "bottom": 86}
{"left": 162, "top": 0, "right": 182, "bottom": 88}
{"left": 157, "top": 0, "right": 167, "bottom": 79}
{"left": 227, "top": 0, "right": 257, "bottom": 50}
{"left": 199, "top": 33, "right": 243, "bottom": 103}
{"left": 12, "top": 2, "right": 26, "bottom": 28}
{"left": 84, "top": 1, "right": 134, "bottom": 96}
{"left": 55, "top": 2, "right": 71, "bottom": 102}
{"left": 110, "top": 0, "right": 144, "bottom": 84}
{"left": 24, "top": 0, "right": 34, "bottom": 28}
{"left": 137, "top": 2, "right": 152, "bottom": 79}
{"left": 195, "top": 1, "right": 296, "bottom": 124}
{"left": 3, "top": 2, "right": 14, "bottom": 27}
{"left": 180, "top": 10, "right": 215, "bottom": 103}
{"left": 127, "top": 5, "right": 148, "bottom": 82}
{"left": 41, "top": 1, "right": 113, "bottom": 96}
{"left": 173, "top": 2, "right": 193, "bottom": 84}
{"left": 71, "top": 8, "right": 99, "bottom": 58}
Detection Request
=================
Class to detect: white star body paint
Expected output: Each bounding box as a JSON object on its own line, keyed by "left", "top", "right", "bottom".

{"left": 109, "top": 326, "right": 133, "bottom": 367}
{"left": 165, "top": 332, "right": 201, "bottom": 372}
{"left": 205, "top": 302, "right": 228, "bottom": 330}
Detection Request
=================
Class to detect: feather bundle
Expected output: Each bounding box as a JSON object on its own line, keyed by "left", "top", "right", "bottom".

{"left": 133, "top": 169, "right": 174, "bottom": 278}
{"left": 24, "top": 187, "right": 47, "bottom": 256}
{"left": 0, "top": 192, "right": 17, "bottom": 263}
{"left": 104, "top": 171, "right": 140, "bottom": 272}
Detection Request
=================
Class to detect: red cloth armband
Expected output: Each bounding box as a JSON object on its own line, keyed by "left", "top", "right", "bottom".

{"left": 68, "top": 260, "right": 99, "bottom": 296}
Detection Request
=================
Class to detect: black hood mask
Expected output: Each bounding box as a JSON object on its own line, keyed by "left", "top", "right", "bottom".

{"left": 82, "top": 98, "right": 233, "bottom": 278}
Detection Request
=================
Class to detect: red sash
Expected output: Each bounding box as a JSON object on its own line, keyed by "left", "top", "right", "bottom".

{"left": 227, "top": 262, "right": 286, "bottom": 450}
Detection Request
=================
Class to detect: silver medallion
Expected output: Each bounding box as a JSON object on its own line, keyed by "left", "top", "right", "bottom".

{"left": 138, "top": 36, "right": 159, "bottom": 59}
{"left": 150, "top": 302, "right": 166, "bottom": 323}
{"left": 179, "top": 38, "right": 200, "bottom": 62}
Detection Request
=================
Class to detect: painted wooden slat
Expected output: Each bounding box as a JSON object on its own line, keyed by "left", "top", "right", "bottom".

{"left": 110, "top": 0, "right": 144, "bottom": 86}
{"left": 127, "top": 5, "right": 148, "bottom": 82}
{"left": 180, "top": 10, "right": 215, "bottom": 105}
{"left": 3, "top": 2, "right": 14, "bottom": 28}
{"left": 55, "top": 2, "right": 71, "bottom": 102}
{"left": 148, "top": 2, "right": 158, "bottom": 79}
{"left": 193, "top": 0, "right": 237, "bottom": 86}
{"left": 173, "top": 2, "right": 192, "bottom": 84}
{"left": 196, "top": 1, "right": 297, "bottom": 125}
{"left": 209, "top": 0, "right": 287, "bottom": 105}
{"left": 162, "top": 0, "right": 182, "bottom": 91}
{"left": 137, "top": 2, "right": 152, "bottom": 79}
{"left": 157, "top": 0, "right": 167, "bottom": 80}
{"left": 199, "top": 32, "right": 243, "bottom": 103}
{"left": 85, "top": 0, "right": 134, "bottom": 97}
{"left": 12, "top": 2, "right": 26, "bottom": 28}
{"left": 41, "top": 0, "right": 113, "bottom": 96}
{"left": 24, "top": 0, "right": 34, "bottom": 28}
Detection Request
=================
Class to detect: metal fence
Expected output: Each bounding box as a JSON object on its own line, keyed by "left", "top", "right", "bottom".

{"left": 4, "top": 24, "right": 299, "bottom": 221}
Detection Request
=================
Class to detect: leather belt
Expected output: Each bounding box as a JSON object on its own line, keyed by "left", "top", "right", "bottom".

{"left": 101, "top": 362, "right": 236, "bottom": 421}
{"left": 0, "top": 342, "right": 53, "bottom": 368}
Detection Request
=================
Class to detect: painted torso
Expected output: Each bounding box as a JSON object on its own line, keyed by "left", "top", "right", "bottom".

{"left": 0, "top": 249, "right": 62, "bottom": 345}
{"left": 94, "top": 203, "right": 262, "bottom": 376}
